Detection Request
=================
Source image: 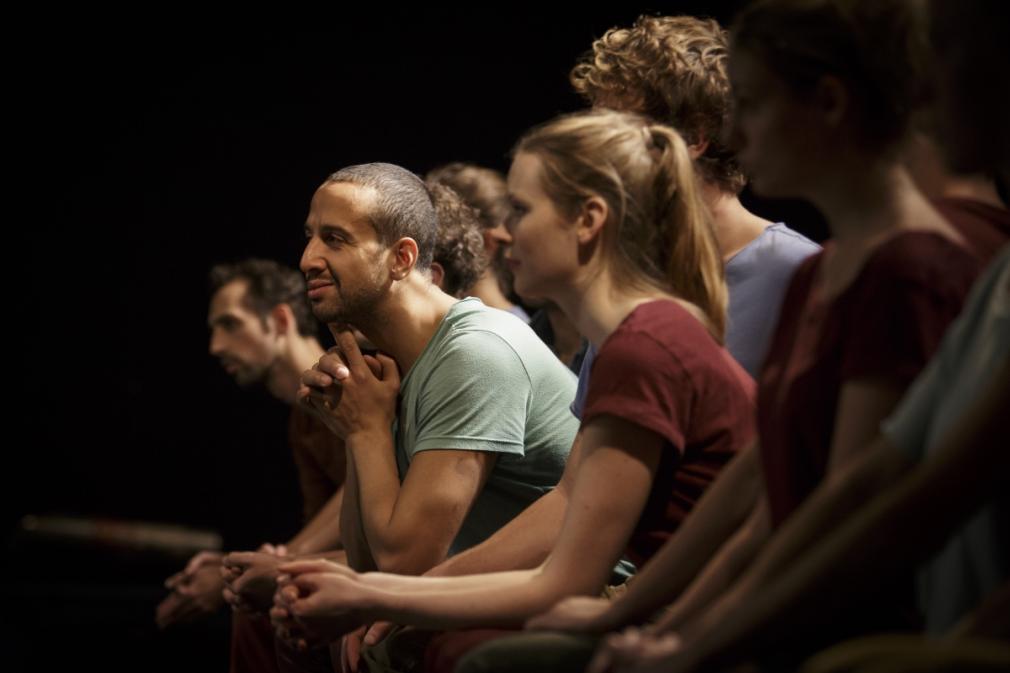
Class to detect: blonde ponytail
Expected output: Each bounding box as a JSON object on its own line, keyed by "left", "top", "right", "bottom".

{"left": 647, "top": 125, "right": 727, "bottom": 340}
{"left": 516, "top": 110, "right": 728, "bottom": 341}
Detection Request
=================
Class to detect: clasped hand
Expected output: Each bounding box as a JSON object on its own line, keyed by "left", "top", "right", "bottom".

{"left": 299, "top": 327, "right": 399, "bottom": 440}
{"left": 269, "top": 559, "right": 370, "bottom": 651}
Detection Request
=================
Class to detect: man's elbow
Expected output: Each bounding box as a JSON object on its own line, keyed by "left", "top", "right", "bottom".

{"left": 539, "top": 555, "right": 611, "bottom": 601}
{"left": 372, "top": 545, "right": 447, "bottom": 576}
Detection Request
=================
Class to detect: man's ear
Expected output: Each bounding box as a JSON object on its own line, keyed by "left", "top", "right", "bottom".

{"left": 429, "top": 261, "right": 445, "bottom": 291}
{"left": 814, "top": 74, "right": 848, "bottom": 130}
{"left": 269, "top": 303, "right": 295, "bottom": 335}
{"left": 576, "top": 195, "right": 609, "bottom": 245}
{"left": 390, "top": 237, "right": 420, "bottom": 281}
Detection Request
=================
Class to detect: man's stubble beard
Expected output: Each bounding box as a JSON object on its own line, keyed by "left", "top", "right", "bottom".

{"left": 311, "top": 275, "right": 390, "bottom": 333}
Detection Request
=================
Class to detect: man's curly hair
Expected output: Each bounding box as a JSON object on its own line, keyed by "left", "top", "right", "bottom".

{"left": 570, "top": 15, "right": 746, "bottom": 194}
{"left": 427, "top": 182, "right": 487, "bottom": 297}
{"left": 209, "top": 258, "right": 316, "bottom": 336}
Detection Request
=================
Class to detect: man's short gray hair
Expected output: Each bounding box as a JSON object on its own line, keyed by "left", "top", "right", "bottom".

{"left": 327, "top": 162, "right": 436, "bottom": 269}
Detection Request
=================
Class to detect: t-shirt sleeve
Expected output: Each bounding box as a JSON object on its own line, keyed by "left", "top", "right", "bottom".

{"left": 840, "top": 247, "right": 976, "bottom": 383}
{"left": 289, "top": 410, "right": 340, "bottom": 521}
{"left": 582, "top": 331, "right": 689, "bottom": 454}
{"left": 569, "top": 344, "right": 596, "bottom": 420}
{"left": 879, "top": 357, "right": 941, "bottom": 462}
{"left": 882, "top": 246, "right": 1010, "bottom": 462}
{"left": 409, "top": 331, "right": 531, "bottom": 457}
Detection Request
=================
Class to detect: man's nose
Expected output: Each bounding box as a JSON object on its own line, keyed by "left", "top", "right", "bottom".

{"left": 489, "top": 224, "right": 512, "bottom": 244}
{"left": 300, "top": 236, "right": 325, "bottom": 275}
{"left": 209, "top": 330, "right": 225, "bottom": 357}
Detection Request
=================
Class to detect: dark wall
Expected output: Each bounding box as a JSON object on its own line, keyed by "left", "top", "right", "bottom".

{"left": 12, "top": 4, "right": 825, "bottom": 549}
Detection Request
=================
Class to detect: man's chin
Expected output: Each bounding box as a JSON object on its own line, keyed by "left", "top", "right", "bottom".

{"left": 226, "top": 364, "right": 269, "bottom": 389}
{"left": 310, "top": 302, "right": 341, "bottom": 325}
{"left": 233, "top": 373, "right": 265, "bottom": 389}
{"left": 312, "top": 306, "right": 364, "bottom": 329}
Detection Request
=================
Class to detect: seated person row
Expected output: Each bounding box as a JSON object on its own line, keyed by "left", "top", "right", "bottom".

{"left": 275, "top": 108, "right": 756, "bottom": 668}
{"left": 530, "top": 2, "right": 1008, "bottom": 672}
{"left": 329, "top": 16, "right": 825, "bottom": 671}
{"left": 269, "top": 2, "right": 998, "bottom": 672}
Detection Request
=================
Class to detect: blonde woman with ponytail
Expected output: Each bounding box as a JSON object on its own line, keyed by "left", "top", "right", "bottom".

{"left": 269, "top": 110, "right": 756, "bottom": 667}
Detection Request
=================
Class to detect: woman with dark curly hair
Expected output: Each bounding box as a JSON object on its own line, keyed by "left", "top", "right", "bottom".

{"left": 427, "top": 163, "right": 531, "bottom": 322}
{"left": 427, "top": 182, "right": 488, "bottom": 298}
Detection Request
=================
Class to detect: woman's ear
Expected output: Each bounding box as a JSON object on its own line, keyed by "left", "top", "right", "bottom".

{"left": 576, "top": 195, "right": 609, "bottom": 245}
{"left": 814, "top": 74, "right": 849, "bottom": 129}
{"left": 687, "top": 135, "right": 710, "bottom": 160}
{"left": 429, "top": 261, "right": 445, "bottom": 291}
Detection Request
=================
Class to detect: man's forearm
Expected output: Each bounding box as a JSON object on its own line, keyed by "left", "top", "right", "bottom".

{"left": 428, "top": 486, "right": 567, "bottom": 577}
{"left": 344, "top": 428, "right": 419, "bottom": 568}
{"left": 287, "top": 486, "right": 346, "bottom": 555}
{"left": 428, "top": 430, "right": 584, "bottom": 578}
{"left": 340, "top": 450, "right": 378, "bottom": 572}
{"left": 346, "top": 428, "right": 401, "bottom": 528}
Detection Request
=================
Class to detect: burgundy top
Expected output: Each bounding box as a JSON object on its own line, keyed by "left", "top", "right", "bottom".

{"left": 583, "top": 300, "right": 757, "bottom": 565}
{"left": 758, "top": 232, "right": 979, "bottom": 527}
{"left": 289, "top": 407, "right": 347, "bottom": 521}
{"left": 933, "top": 197, "right": 1010, "bottom": 267}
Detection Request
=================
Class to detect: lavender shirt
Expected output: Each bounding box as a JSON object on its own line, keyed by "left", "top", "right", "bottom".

{"left": 572, "top": 223, "right": 819, "bottom": 418}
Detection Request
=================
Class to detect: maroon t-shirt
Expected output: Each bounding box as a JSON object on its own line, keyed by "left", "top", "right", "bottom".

{"left": 933, "top": 197, "right": 1010, "bottom": 267}
{"left": 288, "top": 407, "right": 346, "bottom": 521}
{"left": 758, "top": 232, "right": 979, "bottom": 527}
{"left": 582, "top": 300, "right": 757, "bottom": 566}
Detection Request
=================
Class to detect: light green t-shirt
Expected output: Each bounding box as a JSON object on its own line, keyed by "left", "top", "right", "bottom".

{"left": 394, "top": 298, "right": 579, "bottom": 554}
{"left": 882, "top": 245, "right": 1010, "bottom": 633}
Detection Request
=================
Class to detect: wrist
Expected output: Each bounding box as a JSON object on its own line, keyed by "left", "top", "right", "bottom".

{"left": 346, "top": 426, "right": 391, "bottom": 447}
{"left": 357, "top": 571, "right": 387, "bottom": 589}
{"left": 598, "top": 602, "right": 631, "bottom": 632}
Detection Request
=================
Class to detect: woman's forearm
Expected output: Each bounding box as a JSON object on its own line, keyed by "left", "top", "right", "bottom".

{"left": 601, "top": 445, "right": 762, "bottom": 629}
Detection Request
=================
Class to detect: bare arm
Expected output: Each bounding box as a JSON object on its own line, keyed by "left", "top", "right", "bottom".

{"left": 529, "top": 442, "right": 763, "bottom": 630}
{"left": 642, "top": 378, "right": 901, "bottom": 634}
{"left": 574, "top": 445, "right": 765, "bottom": 633}
{"left": 220, "top": 470, "right": 348, "bottom": 611}
{"left": 585, "top": 376, "right": 926, "bottom": 671}
{"left": 350, "top": 431, "right": 580, "bottom": 648}
{"left": 827, "top": 378, "right": 907, "bottom": 472}
{"left": 302, "top": 331, "right": 500, "bottom": 575}
{"left": 348, "top": 431, "right": 496, "bottom": 574}
{"left": 282, "top": 416, "right": 662, "bottom": 630}
{"left": 665, "top": 359, "right": 1010, "bottom": 672}
{"left": 424, "top": 430, "right": 585, "bottom": 578}
{"left": 648, "top": 496, "right": 771, "bottom": 634}
{"left": 286, "top": 485, "right": 346, "bottom": 555}
{"left": 337, "top": 449, "right": 377, "bottom": 572}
